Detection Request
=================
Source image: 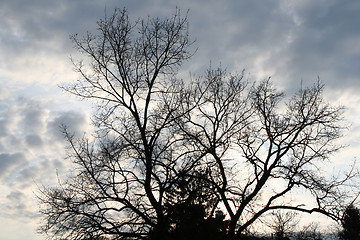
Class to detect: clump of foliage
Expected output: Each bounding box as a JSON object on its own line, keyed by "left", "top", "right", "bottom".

{"left": 339, "top": 205, "right": 360, "bottom": 240}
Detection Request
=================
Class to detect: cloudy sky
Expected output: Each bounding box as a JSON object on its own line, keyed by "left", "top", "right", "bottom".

{"left": 1, "top": 0, "right": 360, "bottom": 239}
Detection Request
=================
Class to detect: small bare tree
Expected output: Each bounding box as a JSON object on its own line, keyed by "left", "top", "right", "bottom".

{"left": 294, "top": 223, "right": 323, "bottom": 240}
{"left": 265, "top": 210, "right": 299, "bottom": 239}
{"left": 38, "top": 7, "right": 358, "bottom": 240}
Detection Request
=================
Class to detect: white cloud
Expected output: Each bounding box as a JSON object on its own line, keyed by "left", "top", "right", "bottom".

{"left": 0, "top": 107, "right": 20, "bottom": 138}
{"left": 0, "top": 88, "right": 10, "bottom": 100}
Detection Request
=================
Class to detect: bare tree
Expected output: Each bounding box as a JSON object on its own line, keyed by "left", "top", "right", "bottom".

{"left": 39, "top": 8, "right": 197, "bottom": 240}
{"left": 38, "top": 7, "right": 358, "bottom": 240}
{"left": 264, "top": 210, "right": 299, "bottom": 239}
{"left": 294, "top": 222, "right": 324, "bottom": 240}
{"left": 176, "top": 68, "right": 357, "bottom": 239}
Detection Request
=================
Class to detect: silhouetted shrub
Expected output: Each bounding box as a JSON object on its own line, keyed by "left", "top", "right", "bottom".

{"left": 339, "top": 205, "right": 360, "bottom": 240}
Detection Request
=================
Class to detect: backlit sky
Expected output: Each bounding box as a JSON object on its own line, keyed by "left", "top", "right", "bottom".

{"left": 1, "top": 1, "right": 360, "bottom": 239}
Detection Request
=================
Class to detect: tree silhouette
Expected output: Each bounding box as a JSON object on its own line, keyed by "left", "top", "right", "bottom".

{"left": 265, "top": 210, "right": 298, "bottom": 240}
{"left": 148, "top": 171, "right": 229, "bottom": 240}
{"left": 293, "top": 223, "right": 323, "bottom": 240}
{"left": 38, "top": 7, "right": 358, "bottom": 240}
{"left": 339, "top": 205, "right": 360, "bottom": 240}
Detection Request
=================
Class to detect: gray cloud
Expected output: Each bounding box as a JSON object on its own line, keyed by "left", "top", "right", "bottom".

{"left": 0, "top": 1, "right": 360, "bottom": 239}
{"left": 0, "top": 152, "right": 27, "bottom": 179}
{"left": 25, "top": 134, "right": 43, "bottom": 148}
{"left": 47, "top": 110, "right": 88, "bottom": 141}
{"left": 15, "top": 165, "right": 43, "bottom": 189}
{"left": 0, "top": 88, "right": 10, "bottom": 100}
{"left": 1, "top": 0, "right": 358, "bottom": 93}
{"left": 8, "top": 157, "right": 66, "bottom": 191}
{"left": 6, "top": 190, "right": 25, "bottom": 202}
{"left": 0, "top": 98, "right": 48, "bottom": 152}
{"left": 3, "top": 190, "right": 37, "bottom": 221}
{"left": 0, "top": 118, "right": 10, "bottom": 137}
{"left": 259, "top": 1, "right": 360, "bottom": 90}
{"left": 0, "top": 108, "right": 18, "bottom": 137}
{"left": 0, "top": 0, "right": 120, "bottom": 55}
{"left": 20, "top": 103, "right": 48, "bottom": 133}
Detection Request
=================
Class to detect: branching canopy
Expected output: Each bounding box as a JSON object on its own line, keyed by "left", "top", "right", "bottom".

{"left": 38, "top": 8, "right": 358, "bottom": 240}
